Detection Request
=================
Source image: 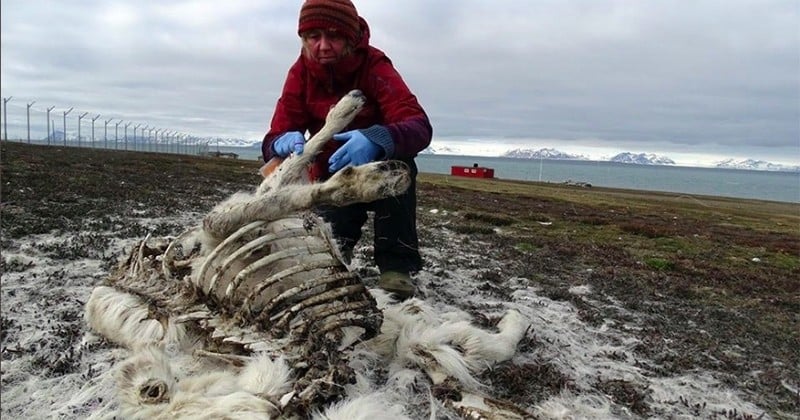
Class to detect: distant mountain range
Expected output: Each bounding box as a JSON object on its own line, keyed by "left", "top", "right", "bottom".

{"left": 715, "top": 158, "right": 800, "bottom": 172}
{"left": 419, "top": 145, "right": 460, "bottom": 155}
{"left": 59, "top": 134, "right": 792, "bottom": 172}
{"left": 502, "top": 149, "right": 676, "bottom": 165}
{"left": 204, "top": 137, "right": 261, "bottom": 148}
{"left": 476, "top": 147, "right": 796, "bottom": 172}
{"left": 609, "top": 152, "right": 676, "bottom": 165}
{"left": 502, "top": 148, "right": 588, "bottom": 160}
{"left": 43, "top": 131, "right": 258, "bottom": 146}
{"left": 44, "top": 130, "right": 110, "bottom": 143}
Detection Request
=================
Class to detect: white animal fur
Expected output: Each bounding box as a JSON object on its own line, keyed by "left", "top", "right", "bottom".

{"left": 115, "top": 344, "right": 292, "bottom": 420}
{"left": 312, "top": 394, "right": 411, "bottom": 420}
{"left": 85, "top": 286, "right": 189, "bottom": 350}
{"left": 368, "top": 290, "right": 528, "bottom": 390}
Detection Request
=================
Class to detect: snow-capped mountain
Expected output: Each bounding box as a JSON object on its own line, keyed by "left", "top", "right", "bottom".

{"left": 44, "top": 130, "right": 67, "bottom": 142}
{"left": 203, "top": 137, "right": 260, "bottom": 148}
{"left": 419, "top": 145, "right": 461, "bottom": 155}
{"left": 44, "top": 131, "right": 88, "bottom": 142}
{"left": 715, "top": 158, "right": 800, "bottom": 172}
{"left": 609, "top": 152, "right": 675, "bottom": 165}
{"left": 502, "top": 148, "right": 588, "bottom": 160}
{"left": 43, "top": 130, "right": 215, "bottom": 144}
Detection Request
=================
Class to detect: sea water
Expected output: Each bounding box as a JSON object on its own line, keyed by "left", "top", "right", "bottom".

{"left": 417, "top": 155, "right": 800, "bottom": 204}
{"left": 215, "top": 146, "right": 800, "bottom": 204}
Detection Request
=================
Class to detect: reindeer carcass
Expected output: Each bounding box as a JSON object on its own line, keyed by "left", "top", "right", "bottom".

{"left": 85, "top": 90, "right": 532, "bottom": 419}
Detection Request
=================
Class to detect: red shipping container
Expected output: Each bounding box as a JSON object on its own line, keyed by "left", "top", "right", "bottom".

{"left": 450, "top": 164, "right": 495, "bottom": 178}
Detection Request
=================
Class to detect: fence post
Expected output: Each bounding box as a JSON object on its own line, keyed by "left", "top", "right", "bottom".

{"left": 26, "top": 101, "right": 36, "bottom": 143}
{"left": 46, "top": 106, "right": 55, "bottom": 145}
{"left": 124, "top": 122, "right": 132, "bottom": 150}
{"left": 62, "top": 107, "right": 73, "bottom": 146}
{"left": 114, "top": 120, "right": 122, "bottom": 149}
{"left": 2, "top": 97, "right": 12, "bottom": 141}
{"left": 77, "top": 112, "right": 88, "bottom": 147}
{"left": 91, "top": 114, "right": 100, "bottom": 147}
{"left": 104, "top": 118, "right": 112, "bottom": 149}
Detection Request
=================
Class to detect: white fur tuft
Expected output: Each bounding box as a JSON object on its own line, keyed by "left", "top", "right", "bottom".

{"left": 85, "top": 286, "right": 188, "bottom": 349}
{"left": 237, "top": 354, "right": 293, "bottom": 397}
{"left": 313, "top": 394, "right": 411, "bottom": 420}
{"left": 115, "top": 345, "right": 283, "bottom": 419}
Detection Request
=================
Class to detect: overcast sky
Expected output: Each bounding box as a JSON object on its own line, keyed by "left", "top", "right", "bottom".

{"left": 2, "top": 1, "right": 798, "bottom": 165}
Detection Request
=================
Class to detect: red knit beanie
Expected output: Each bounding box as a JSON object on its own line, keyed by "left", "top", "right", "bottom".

{"left": 298, "top": 0, "right": 360, "bottom": 43}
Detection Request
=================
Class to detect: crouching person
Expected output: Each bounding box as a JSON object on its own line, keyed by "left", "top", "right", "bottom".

{"left": 262, "top": 0, "right": 432, "bottom": 299}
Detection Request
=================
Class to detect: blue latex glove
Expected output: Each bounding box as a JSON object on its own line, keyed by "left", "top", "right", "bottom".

{"left": 271, "top": 131, "right": 305, "bottom": 157}
{"left": 328, "top": 130, "right": 382, "bottom": 173}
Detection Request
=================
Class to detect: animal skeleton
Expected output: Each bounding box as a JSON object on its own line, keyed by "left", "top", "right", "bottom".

{"left": 85, "top": 90, "right": 532, "bottom": 419}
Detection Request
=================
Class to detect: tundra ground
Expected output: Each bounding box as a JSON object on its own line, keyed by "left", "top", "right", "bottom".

{"left": 1, "top": 142, "right": 798, "bottom": 419}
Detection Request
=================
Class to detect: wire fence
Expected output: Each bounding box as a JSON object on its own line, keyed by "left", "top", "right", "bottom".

{"left": 1, "top": 136, "right": 212, "bottom": 156}
{"left": 1, "top": 96, "right": 212, "bottom": 157}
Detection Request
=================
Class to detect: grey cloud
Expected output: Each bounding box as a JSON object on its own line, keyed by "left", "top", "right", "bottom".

{"left": 1, "top": 0, "right": 797, "bottom": 162}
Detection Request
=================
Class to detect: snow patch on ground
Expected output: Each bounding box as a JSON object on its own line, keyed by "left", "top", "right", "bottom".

{"left": 0, "top": 211, "right": 769, "bottom": 419}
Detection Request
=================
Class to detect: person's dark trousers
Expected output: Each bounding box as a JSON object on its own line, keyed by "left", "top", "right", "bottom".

{"left": 318, "top": 157, "right": 422, "bottom": 275}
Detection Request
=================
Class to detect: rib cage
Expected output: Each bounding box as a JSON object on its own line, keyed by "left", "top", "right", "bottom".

{"left": 169, "top": 214, "right": 382, "bottom": 346}
{"left": 141, "top": 212, "right": 383, "bottom": 414}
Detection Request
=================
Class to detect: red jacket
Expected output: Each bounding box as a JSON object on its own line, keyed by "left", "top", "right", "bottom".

{"left": 262, "top": 18, "right": 432, "bottom": 180}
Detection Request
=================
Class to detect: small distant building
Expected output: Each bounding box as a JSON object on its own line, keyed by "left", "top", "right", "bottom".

{"left": 201, "top": 151, "right": 239, "bottom": 159}
{"left": 450, "top": 163, "right": 495, "bottom": 179}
